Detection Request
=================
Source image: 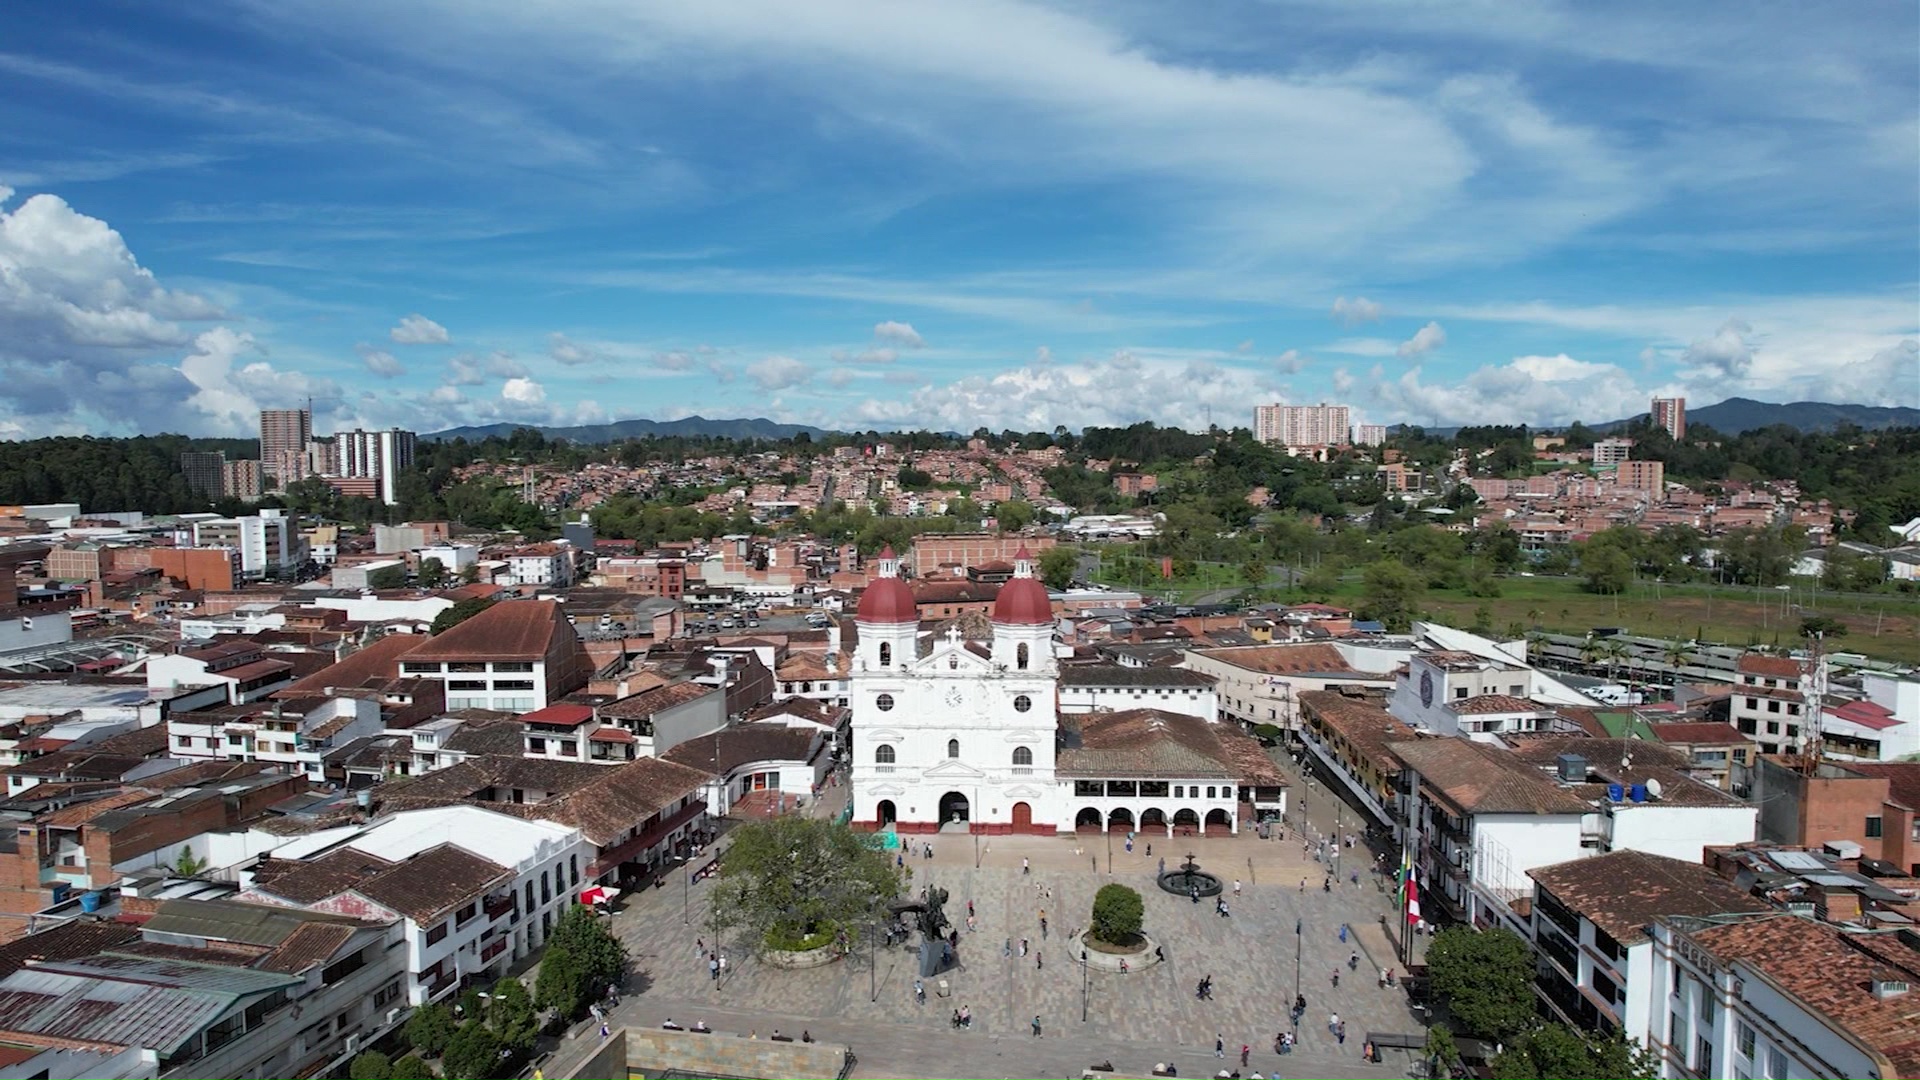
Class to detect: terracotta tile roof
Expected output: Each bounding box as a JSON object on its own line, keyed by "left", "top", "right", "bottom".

{"left": 1830, "top": 700, "right": 1900, "bottom": 730}
{"left": 252, "top": 846, "right": 396, "bottom": 905}
{"left": 520, "top": 704, "right": 594, "bottom": 728}
{"left": 1649, "top": 721, "right": 1754, "bottom": 746}
{"left": 276, "top": 634, "right": 427, "bottom": 699}
{"left": 354, "top": 843, "right": 513, "bottom": 924}
{"left": 662, "top": 725, "right": 820, "bottom": 774}
{"left": 38, "top": 788, "right": 156, "bottom": 828}
{"left": 598, "top": 681, "right": 715, "bottom": 720}
{"left": 405, "top": 599, "right": 570, "bottom": 662}
{"left": 1059, "top": 664, "right": 1217, "bottom": 688}
{"left": 1058, "top": 709, "right": 1285, "bottom": 786}
{"left": 1528, "top": 850, "right": 1767, "bottom": 943}
{"left": 774, "top": 653, "right": 841, "bottom": 680}
{"left": 587, "top": 726, "right": 634, "bottom": 743}
{"left": 1847, "top": 763, "right": 1920, "bottom": 814}
{"left": 377, "top": 755, "right": 710, "bottom": 847}
{"left": 1445, "top": 693, "right": 1545, "bottom": 715}
{"left": 744, "top": 697, "right": 846, "bottom": 726}
{"left": 1299, "top": 691, "right": 1415, "bottom": 772}
{"left": 255, "top": 922, "right": 357, "bottom": 974}
{"left": 1389, "top": 738, "right": 1591, "bottom": 815}
{"left": 213, "top": 658, "right": 294, "bottom": 683}
{"left": 1687, "top": 915, "right": 1920, "bottom": 1078}
{"left": 1504, "top": 736, "right": 1746, "bottom": 808}
{"left": 1737, "top": 653, "right": 1803, "bottom": 678}
{"left": 440, "top": 717, "right": 528, "bottom": 756}
{"left": 1195, "top": 644, "right": 1363, "bottom": 676}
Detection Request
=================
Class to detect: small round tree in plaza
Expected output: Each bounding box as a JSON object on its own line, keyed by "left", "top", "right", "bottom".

{"left": 708, "top": 817, "right": 904, "bottom": 954}
{"left": 1089, "top": 883, "right": 1145, "bottom": 950}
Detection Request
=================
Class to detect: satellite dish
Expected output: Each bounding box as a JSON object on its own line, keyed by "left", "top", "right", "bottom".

{"left": 1646, "top": 778, "right": 1664, "bottom": 800}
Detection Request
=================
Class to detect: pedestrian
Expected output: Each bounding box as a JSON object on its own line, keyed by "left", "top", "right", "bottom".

{"left": 1329, "top": 1012, "right": 1340, "bottom": 1036}
{"left": 1020, "top": 937, "right": 1028, "bottom": 957}
{"left": 1233, "top": 878, "right": 1242, "bottom": 897}
{"left": 1299, "top": 878, "right": 1305, "bottom": 892}
{"left": 968, "top": 899, "right": 975, "bottom": 918}
{"left": 1336, "top": 1020, "right": 1347, "bottom": 1046}
{"left": 1036, "top": 950, "right": 1043, "bottom": 970}
{"left": 1031, "top": 1015, "right": 1042, "bottom": 1038}
{"left": 695, "top": 937, "right": 705, "bottom": 956}
{"left": 1041, "top": 917, "right": 1049, "bottom": 938}
{"left": 897, "top": 853, "right": 904, "bottom": 868}
{"left": 1003, "top": 938, "right": 1012, "bottom": 958}
{"left": 1022, "top": 857, "right": 1030, "bottom": 875}
{"left": 1146, "top": 842, "right": 1152, "bottom": 856}
{"left": 1240, "top": 1044, "right": 1250, "bottom": 1067}
{"left": 1339, "top": 924, "right": 1348, "bottom": 944}
{"left": 1125, "top": 836, "right": 1133, "bottom": 853}
{"left": 1159, "top": 857, "right": 1167, "bottom": 876}
{"left": 718, "top": 954, "right": 728, "bottom": 976}
{"left": 1348, "top": 950, "right": 1359, "bottom": 971}
{"left": 967, "top": 914, "right": 977, "bottom": 933}
{"left": 1350, "top": 870, "right": 1359, "bottom": 886}
{"left": 599, "top": 1022, "right": 610, "bottom": 1039}
{"left": 708, "top": 956, "right": 719, "bottom": 981}
{"left": 1378, "top": 967, "right": 1388, "bottom": 989}
{"left": 1215, "top": 1034, "right": 1225, "bottom": 1059}
{"left": 1331, "top": 967, "right": 1339, "bottom": 988}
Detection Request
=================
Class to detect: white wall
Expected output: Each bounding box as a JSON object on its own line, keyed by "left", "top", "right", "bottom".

{"left": 309, "top": 594, "right": 454, "bottom": 624}
{"left": 0, "top": 609, "right": 74, "bottom": 653}
{"left": 1607, "top": 804, "right": 1756, "bottom": 863}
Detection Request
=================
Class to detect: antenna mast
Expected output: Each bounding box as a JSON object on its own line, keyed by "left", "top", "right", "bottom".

{"left": 1799, "top": 631, "right": 1827, "bottom": 775}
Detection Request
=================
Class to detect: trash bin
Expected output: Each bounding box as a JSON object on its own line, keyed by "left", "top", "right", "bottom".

{"left": 936, "top": 979, "right": 952, "bottom": 998}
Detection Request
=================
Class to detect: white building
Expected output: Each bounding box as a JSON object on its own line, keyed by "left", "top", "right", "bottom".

{"left": 417, "top": 543, "right": 479, "bottom": 572}
{"left": 1058, "top": 664, "right": 1218, "bottom": 721}
{"left": 849, "top": 547, "right": 1286, "bottom": 836}
{"left": 1182, "top": 642, "right": 1398, "bottom": 735}
{"left": 504, "top": 544, "right": 575, "bottom": 588}
{"left": 240, "top": 804, "right": 588, "bottom": 1006}
{"left": 396, "top": 599, "right": 593, "bottom": 713}
{"left": 190, "top": 510, "right": 302, "bottom": 578}
{"left": 1526, "top": 850, "right": 1767, "bottom": 1049}
{"left": 1254, "top": 402, "right": 1351, "bottom": 448}
{"left": 165, "top": 695, "right": 384, "bottom": 780}
{"left": 1593, "top": 437, "right": 1634, "bottom": 467}
{"left": 1647, "top": 912, "right": 1920, "bottom": 1079}
{"left": 308, "top": 592, "right": 454, "bottom": 626}
{"left": 331, "top": 428, "right": 416, "bottom": 506}
{"left": 146, "top": 640, "right": 295, "bottom": 705}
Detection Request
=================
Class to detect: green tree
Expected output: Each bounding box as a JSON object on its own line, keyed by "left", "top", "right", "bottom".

{"left": 1239, "top": 556, "right": 1268, "bottom": 587}
{"left": 404, "top": 1002, "right": 455, "bottom": 1057}
{"left": 1359, "top": 559, "right": 1425, "bottom": 631}
{"left": 349, "top": 1051, "right": 394, "bottom": 1080}
{"left": 1580, "top": 544, "right": 1634, "bottom": 595}
{"left": 459, "top": 563, "right": 481, "bottom": 584}
{"left": 1298, "top": 563, "right": 1340, "bottom": 600}
{"left": 1089, "top": 883, "right": 1144, "bottom": 946}
{"left": 390, "top": 1055, "right": 435, "bottom": 1080}
{"left": 442, "top": 1021, "right": 505, "bottom": 1080}
{"left": 1491, "top": 1024, "right": 1659, "bottom": 1080}
{"left": 431, "top": 596, "right": 496, "bottom": 635}
{"left": 1039, "top": 546, "right": 1079, "bottom": 590}
{"left": 708, "top": 818, "right": 903, "bottom": 954}
{"left": 995, "top": 500, "right": 1036, "bottom": 532}
{"left": 418, "top": 556, "right": 448, "bottom": 588}
{"left": 488, "top": 976, "right": 538, "bottom": 1056}
{"left": 1426, "top": 926, "right": 1535, "bottom": 1039}
{"left": 534, "top": 943, "right": 586, "bottom": 1019}
{"left": 172, "top": 845, "right": 207, "bottom": 876}
{"left": 536, "top": 905, "right": 627, "bottom": 1014}
{"left": 368, "top": 563, "right": 409, "bottom": 590}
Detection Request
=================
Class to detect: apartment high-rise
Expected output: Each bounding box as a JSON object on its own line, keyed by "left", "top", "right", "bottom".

{"left": 333, "top": 428, "right": 417, "bottom": 506}
{"left": 259, "top": 408, "right": 313, "bottom": 481}
{"left": 1253, "top": 402, "right": 1352, "bottom": 448}
{"left": 179, "top": 452, "right": 226, "bottom": 498}
{"left": 1650, "top": 396, "right": 1686, "bottom": 441}
{"left": 1354, "top": 423, "right": 1388, "bottom": 447}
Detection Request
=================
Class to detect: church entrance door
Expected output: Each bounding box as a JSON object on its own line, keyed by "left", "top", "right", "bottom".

{"left": 938, "top": 791, "right": 970, "bottom": 825}
{"left": 1011, "top": 801, "right": 1032, "bottom": 833}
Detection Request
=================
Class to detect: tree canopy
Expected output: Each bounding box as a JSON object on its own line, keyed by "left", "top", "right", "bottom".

{"left": 1089, "top": 883, "right": 1144, "bottom": 946}
{"left": 1427, "top": 926, "right": 1536, "bottom": 1039}
{"left": 708, "top": 818, "right": 903, "bottom": 953}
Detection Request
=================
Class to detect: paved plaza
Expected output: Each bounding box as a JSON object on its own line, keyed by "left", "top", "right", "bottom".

{"left": 546, "top": 789, "right": 1428, "bottom": 1080}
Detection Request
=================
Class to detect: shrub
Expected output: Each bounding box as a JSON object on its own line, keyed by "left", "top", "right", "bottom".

{"left": 1089, "top": 883, "right": 1144, "bottom": 945}
{"left": 404, "top": 1002, "right": 454, "bottom": 1057}
{"left": 348, "top": 1051, "right": 393, "bottom": 1080}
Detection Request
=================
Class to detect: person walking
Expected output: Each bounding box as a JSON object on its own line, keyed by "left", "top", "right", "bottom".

{"left": 1329, "top": 1012, "right": 1340, "bottom": 1037}
{"left": 1240, "top": 1044, "right": 1251, "bottom": 1068}
{"left": 1330, "top": 967, "right": 1339, "bottom": 988}
{"left": 1036, "top": 950, "right": 1043, "bottom": 970}
{"left": 1022, "top": 857, "right": 1030, "bottom": 875}
{"left": 708, "top": 955, "right": 719, "bottom": 981}
{"left": 1233, "top": 879, "right": 1242, "bottom": 897}
{"left": 1031, "top": 1015, "right": 1042, "bottom": 1038}
{"left": 1215, "top": 1034, "right": 1225, "bottom": 1059}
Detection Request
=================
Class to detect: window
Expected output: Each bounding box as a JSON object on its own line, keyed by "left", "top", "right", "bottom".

{"left": 1866, "top": 815, "right": 1884, "bottom": 838}
{"left": 449, "top": 679, "right": 487, "bottom": 691}
{"left": 875, "top": 693, "right": 895, "bottom": 712}
{"left": 1767, "top": 700, "right": 1780, "bottom": 713}
{"left": 494, "top": 679, "right": 535, "bottom": 691}
{"left": 1206, "top": 786, "right": 1217, "bottom": 798}
{"left": 528, "top": 737, "right": 546, "bottom": 753}
{"left": 493, "top": 661, "right": 534, "bottom": 673}
{"left": 449, "top": 662, "right": 486, "bottom": 673}
{"left": 425, "top": 920, "right": 449, "bottom": 945}
{"left": 875, "top": 744, "right": 895, "bottom": 764}
{"left": 402, "top": 662, "right": 441, "bottom": 673}
{"left": 1670, "top": 1012, "right": 1689, "bottom": 1067}
{"left": 1737, "top": 1022, "right": 1755, "bottom": 1061}
{"left": 1012, "top": 746, "right": 1032, "bottom": 766}
{"left": 1017, "top": 642, "right": 1030, "bottom": 670}
{"left": 571, "top": 855, "right": 580, "bottom": 886}
{"left": 1746, "top": 697, "right": 1759, "bottom": 709}
{"left": 1454, "top": 687, "right": 1468, "bottom": 699}
{"left": 947, "top": 739, "right": 960, "bottom": 759}
{"left": 1173, "top": 785, "right": 1184, "bottom": 797}
{"left": 879, "top": 643, "right": 892, "bottom": 668}
{"left": 1766, "top": 1047, "right": 1786, "bottom": 1079}
{"left": 1013, "top": 694, "right": 1032, "bottom": 713}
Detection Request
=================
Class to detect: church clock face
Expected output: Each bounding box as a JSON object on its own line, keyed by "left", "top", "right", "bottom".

{"left": 944, "top": 685, "right": 965, "bottom": 708}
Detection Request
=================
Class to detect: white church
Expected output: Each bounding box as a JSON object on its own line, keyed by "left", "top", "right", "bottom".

{"left": 848, "top": 546, "right": 1286, "bottom": 837}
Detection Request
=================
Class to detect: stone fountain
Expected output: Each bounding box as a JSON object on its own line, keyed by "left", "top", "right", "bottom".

{"left": 1155, "top": 852, "right": 1223, "bottom": 898}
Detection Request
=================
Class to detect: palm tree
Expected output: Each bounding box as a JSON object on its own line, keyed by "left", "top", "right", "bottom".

{"left": 1526, "top": 607, "right": 1545, "bottom": 632}
{"left": 1600, "top": 638, "right": 1630, "bottom": 687}
{"left": 1662, "top": 639, "right": 1694, "bottom": 687}
{"left": 1579, "top": 636, "right": 1604, "bottom": 673}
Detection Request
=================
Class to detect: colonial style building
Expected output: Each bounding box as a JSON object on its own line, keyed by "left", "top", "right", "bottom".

{"left": 849, "top": 547, "right": 1283, "bottom": 836}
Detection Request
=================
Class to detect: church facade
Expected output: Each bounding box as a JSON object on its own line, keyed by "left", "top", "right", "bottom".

{"left": 848, "top": 546, "right": 1287, "bottom": 836}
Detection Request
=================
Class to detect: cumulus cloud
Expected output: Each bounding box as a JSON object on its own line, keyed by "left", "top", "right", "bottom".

{"left": 547, "top": 332, "right": 600, "bottom": 366}
{"left": 747, "top": 354, "right": 812, "bottom": 391}
{"left": 1396, "top": 321, "right": 1447, "bottom": 359}
{"left": 1331, "top": 296, "right": 1384, "bottom": 325}
{"left": 389, "top": 314, "right": 449, "bottom": 345}
{"left": 1237, "top": 339, "right": 1255, "bottom": 352}
{"left": 358, "top": 345, "right": 404, "bottom": 378}
{"left": 1368, "top": 354, "right": 1647, "bottom": 428}
{"left": 1679, "top": 318, "right": 1755, "bottom": 380}
{"left": 847, "top": 350, "right": 1284, "bottom": 432}
{"left": 445, "top": 351, "right": 525, "bottom": 385}
{"left": 1508, "top": 353, "right": 1615, "bottom": 382}
{"left": 873, "top": 320, "right": 925, "bottom": 348}
{"left": 502, "top": 376, "right": 545, "bottom": 404}
{"left": 1274, "top": 349, "right": 1309, "bottom": 374}
{"left": 176, "top": 327, "right": 340, "bottom": 436}
{"left": 1331, "top": 367, "right": 1355, "bottom": 394}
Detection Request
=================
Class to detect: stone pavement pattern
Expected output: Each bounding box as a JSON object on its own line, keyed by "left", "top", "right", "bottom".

{"left": 550, "top": 825, "right": 1425, "bottom": 1080}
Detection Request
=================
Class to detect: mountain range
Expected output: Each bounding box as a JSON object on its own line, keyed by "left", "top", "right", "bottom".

{"left": 424, "top": 399, "right": 1918, "bottom": 445}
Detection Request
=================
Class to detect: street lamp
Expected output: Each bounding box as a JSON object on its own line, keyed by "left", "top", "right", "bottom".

{"left": 1293, "top": 917, "right": 1302, "bottom": 1018}
{"left": 870, "top": 919, "right": 880, "bottom": 1003}
{"left": 679, "top": 856, "right": 691, "bottom": 925}
{"left": 1106, "top": 828, "right": 1113, "bottom": 875}
{"left": 1081, "top": 949, "right": 1089, "bottom": 1023}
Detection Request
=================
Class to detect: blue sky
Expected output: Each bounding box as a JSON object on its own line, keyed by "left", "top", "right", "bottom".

{"left": 0, "top": 0, "right": 1915, "bottom": 438}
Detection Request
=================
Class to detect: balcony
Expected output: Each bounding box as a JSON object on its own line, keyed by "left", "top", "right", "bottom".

{"left": 480, "top": 936, "right": 509, "bottom": 963}
{"left": 484, "top": 894, "right": 517, "bottom": 922}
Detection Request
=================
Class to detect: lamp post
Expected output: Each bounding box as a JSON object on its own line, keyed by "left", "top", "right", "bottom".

{"left": 680, "top": 856, "right": 691, "bottom": 925}
{"left": 1081, "top": 948, "right": 1089, "bottom": 1023}
{"left": 1293, "top": 917, "right": 1302, "bottom": 1013}
{"left": 1105, "top": 827, "right": 1113, "bottom": 875}
{"left": 870, "top": 919, "right": 880, "bottom": 1003}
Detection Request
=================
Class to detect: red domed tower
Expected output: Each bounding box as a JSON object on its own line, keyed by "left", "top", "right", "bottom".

{"left": 855, "top": 545, "right": 917, "bottom": 670}
{"left": 992, "top": 546, "right": 1054, "bottom": 671}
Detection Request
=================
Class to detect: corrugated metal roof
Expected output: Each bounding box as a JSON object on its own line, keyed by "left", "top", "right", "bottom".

{"left": 142, "top": 897, "right": 372, "bottom": 948}
{"left": 0, "top": 967, "right": 268, "bottom": 1056}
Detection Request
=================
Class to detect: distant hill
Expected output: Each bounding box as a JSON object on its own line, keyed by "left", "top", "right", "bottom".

{"left": 423, "top": 415, "right": 832, "bottom": 444}
{"left": 1603, "top": 398, "right": 1920, "bottom": 435}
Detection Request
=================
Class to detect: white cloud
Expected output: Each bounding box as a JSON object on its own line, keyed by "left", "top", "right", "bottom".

{"left": 1331, "top": 367, "right": 1354, "bottom": 394}
{"left": 1396, "top": 321, "right": 1447, "bottom": 360}
{"left": 177, "top": 327, "right": 338, "bottom": 436}
{"left": 747, "top": 354, "right": 812, "bottom": 391}
{"left": 358, "top": 345, "right": 405, "bottom": 377}
{"left": 389, "top": 313, "right": 449, "bottom": 344}
{"left": 1678, "top": 318, "right": 1754, "bottom": 380}
{"left": 502, "top": 376, "right": 545, "bottom": 404}
{"left": 1367, "top": 355, "right": 1648, "bottom": 428}
{"left": 873, "top": 320, "right": 925, "bottom": 348}
{"left": 1323, "top": 337, "right": 1399, "bottom": 358}
{"left": 1508, "top": 353, "right": 1613, "bottom": 382}
{"left": 1330, "top": 296, "right": 1384, "bottom": 325}
{"left": 1236, "top": 339, "right": 1255, "bottom": 352}
{"left": 547, "top": 332, "right": 600, "bottom": 365}
{"left": 1274, "top": 349, "right": 1309, "bottom": 374}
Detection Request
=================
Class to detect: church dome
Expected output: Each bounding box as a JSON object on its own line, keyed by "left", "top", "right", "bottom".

{"left": 992, "top": 576, "right": 1053, "bottom": 625}
{"left": 856, "top": 545, "right": 918, "bottom": 624}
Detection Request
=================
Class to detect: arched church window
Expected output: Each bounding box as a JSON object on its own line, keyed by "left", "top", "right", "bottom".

{"left": 875, "top": 744, "right": 895, "bottom": 764}
{"left": 879, "top": 642, "right": 891, "bottom": 668}
{"left": 947, "top": 738, "right": 960, "bottom": 759}
{"left": 1017, "top": 642, "right": 1030, "bottom": 670}
{"left": 1012, "top": 745, "right": 1033, "bottom": 766}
